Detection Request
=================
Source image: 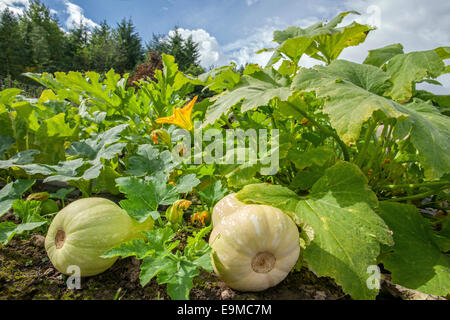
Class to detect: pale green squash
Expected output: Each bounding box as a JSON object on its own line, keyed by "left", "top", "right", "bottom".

{"left": 45, "top": 197, "right": 153, "bottom": 277}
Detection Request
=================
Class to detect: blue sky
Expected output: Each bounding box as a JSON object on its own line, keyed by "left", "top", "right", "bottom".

{"left": 1, "top": 0, "right": 449, "bottom": 93}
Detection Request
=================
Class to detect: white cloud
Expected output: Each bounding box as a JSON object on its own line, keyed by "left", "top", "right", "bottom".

{"left": 0, "top": 0, "right": 29, "bottom": 15}
{"left": 222, "top": 25, "right": 276, "bottom": 67}
{"left": 218, "top": 0, "right": 449, "bottom": 93}
{"left": 219, "top": 15, "right": 329, "bottom": 68}
{"left": 169, "top": 28, "right": 226, "bottom": 68}
{"left": 246, "top": 0, "right": 259, "bottom": 6}
{"left": 63, "top": 0, "right": 99, "bottom": 30}
{"left": 339, "top": 0, "right": 449, "bottom": 60}
{"left": 337, "top": 0, "right": 450, "bottom": 93}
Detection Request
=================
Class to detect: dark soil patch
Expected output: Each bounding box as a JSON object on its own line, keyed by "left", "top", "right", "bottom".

{"left": 0, "top": 234, "right": 353, "bottom": 300}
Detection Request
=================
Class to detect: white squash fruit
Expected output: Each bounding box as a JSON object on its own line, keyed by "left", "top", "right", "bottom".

{"left": 209, "top": 204, "right": 300, "bottom": 292}
{"left": 45, "top": 197, "right": 153, "bottom": 277}
{"left": 211, "top": 193, "right": 245, "bottom": 227}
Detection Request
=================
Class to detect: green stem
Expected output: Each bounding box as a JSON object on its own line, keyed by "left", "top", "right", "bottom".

{"left": 381, "top": 181, "right": 450, "bottom": 190}
{"left": 285, "top": 102, "right": 350, "bottom": 161}
{"left": 87, "top": 180, "right": 93, "bottom": 197}
{"left": 355, "top": 119, "right": 378, "bottom": 167}
{"left": 382, "top": 189, "right": 439, "bottom": 202}
{"left": 364, "top": 125, "right": 387, "bottom": 173}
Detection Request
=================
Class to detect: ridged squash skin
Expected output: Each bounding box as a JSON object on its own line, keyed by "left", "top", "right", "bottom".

{"left": 45, "top": 197, "right": 153, "bottom": 277}
{"left": 211, "top": 193, "right": 245, "bottom": 227}
{"left": 209, "top": 204, "right": 300, "bottom": 292}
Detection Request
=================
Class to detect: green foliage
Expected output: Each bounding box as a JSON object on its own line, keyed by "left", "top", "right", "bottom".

{"left": 0, "top": 188, "right": 47, "bottom": 245}
{"left": 113, "top": 18, "right": 144, "bottom": 74}
{"left": 102, "top": 226, "right": 212, "bottom": 300}
{"left": 0, "top": 180, "right": 35, "bottom": 217}
{"left": 0, "top": 220, "right": 46, "bottom": 245}
{"left": 116, "top": 172, "right": 199, "bottom": 223}
{"left": 0, "top": 9, "right": 26, "bottom": 79}
{"left": 260, "top": 11, "right": 372, "bottom": 66}
{"left": 198, "top": 180, "right": 227, "bottom": 210}
{"left": 292, "top": 60, "right": 406, "bottom": 145}
{"left": 203, "top": 66, "right": 291, "bottom": 125}
{"left": 378, "top": 202, "right": 449, "bottom": 296}
{"left": 385, "top": 49, "right": 447, "bottom": 103}
{"left": 0, "top": 10, "right": 448, "bottom": 300}
{"left": 0, "top": 2, "right": 146, "bottom": 83}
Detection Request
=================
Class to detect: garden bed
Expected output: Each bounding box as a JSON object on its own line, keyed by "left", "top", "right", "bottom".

{"left": 1, "top": 233, "right": 351, "bottom": 301}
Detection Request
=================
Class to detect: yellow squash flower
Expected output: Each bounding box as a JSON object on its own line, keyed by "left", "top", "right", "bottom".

{"left": 156, "top": 96, "right": 198, "bottom": 131}
{"left": 190, "top": 211, "right": 210, "bottom": 226}
{"left": 165, "top": 199, "right": 192, "bottom": 227}
{"left": 150, "top": 129, "right": 171, "bottom": 146}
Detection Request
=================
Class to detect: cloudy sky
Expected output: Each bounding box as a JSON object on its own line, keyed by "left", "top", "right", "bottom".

{"left": 1, "top": 0, "right": 449, "bottom": 92}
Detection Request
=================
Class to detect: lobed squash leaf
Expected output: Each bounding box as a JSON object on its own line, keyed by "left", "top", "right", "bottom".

{"left": 378, "top": 202, "right": 450, "bottom": 296}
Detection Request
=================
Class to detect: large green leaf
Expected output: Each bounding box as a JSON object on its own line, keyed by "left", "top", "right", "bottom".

{"left": 159, "top": 259, "right": 199, "bottom": 300}
{"left": 434, "top": 217, "right": 450, "bottom": 253}
{"left": 297, "top": 162, "right": 393, "bottom": 299}
{"left": 394, "top": 100, "right": 450, "bottom": 179}
{"left": 102, "top": 239, "right": 154, "bottom": 260}
{"left": 0, "top": 150, "right": 40, "bottom": 169}
{"left": 115, "top": 177, "right": 161, "bottom": 222}
{"left": 363, "top": 43, "right": 404, "bottom": 68}
{"left": 197, "top": 180, "right": 227, "bottom": 210}
{"left": 193, "top": 64, "right": 241, "bottom": 93}
{"left": 67, "top": 124, "right": 128, "bottom": 163}
{"left": 264, "top": 11, "right": 369, "bottom": 66}
{"left": 126, "top": 144, "right": 176, "bottom": 177}
{"left": 313, "top": 22, "right": 373, "bottom": 64}
{"left": 385, "top": 49, "right": 446, "bottom": 103}
{"left": 236, "top": 183, "right": 300, "bottom": 212}
{"left": 65, "top": 124, "right": 128, "bottom": 180}
{"left": 434, "top": 47, "right": 450, "bottom": 60}
{"left": 292, "top": 60, "right": 407, "bottom": 145}
{"left": 0, "top": 180, "right": 35, "bottom": 218}
{"left": 116, "top": 173, "right": 199, "bottom": 222}
{"left": 0, "top": 221, "right": 47, "bottom": 245}
{"left": 0, "top": 88, "right": 22, "bottom": 106}
{"left": 204, "top": 67, "right": 290, "bottom": 125}
{"left": 33, "top": 113, "right": 80, "bottom": 164}
{"left": 0, "top": 105, "right": 13, "bottom": 137}
{"left": 378, "top": 202, "right": 450, "bottom": 296}
{"left": 0, "top": 136, "right": 14, "bottom": 158}
{"left": 25, "top": 159, "right": 85, "bottom": 182}
{"left": 265, "top": 36, "right": 315, "bottom": 66}
{"left": 287, "top": 147, "right": 334, "bottom": 170}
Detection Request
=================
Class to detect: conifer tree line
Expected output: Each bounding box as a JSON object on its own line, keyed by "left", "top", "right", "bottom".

{"left": 0, "top": 0, "right": 204, "bottom": 86}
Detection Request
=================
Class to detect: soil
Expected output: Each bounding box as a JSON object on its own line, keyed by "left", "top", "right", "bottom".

{"left": 0, "top": 232, "right": 358, "bottom": 300}
{"left": 0, "top": 192, "right": 403, "bottom": 301}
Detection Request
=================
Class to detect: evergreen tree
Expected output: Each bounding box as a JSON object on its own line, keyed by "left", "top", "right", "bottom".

{"left": 88, "top": 20, "right": 117, "bottom": 73}
{"left": 113, "top": 18, "right": 144, "bottom": 74}
{"left": 0, "top": 9, "right": 25, "bottom": 79}
{"left": 19, "top": 0, "right": 66, "bottom": 73}
{"left": 65, "top": 22, "right": 90, "bottom": 71}
{"left": 0, "top": 1, "right": 208, "bottom": 85}
{"left": 147, "top": 28, "right": 204, "bottom": 75}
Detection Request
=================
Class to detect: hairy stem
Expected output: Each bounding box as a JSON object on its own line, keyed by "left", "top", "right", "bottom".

{"left": 381, "top": 181, "right": 450, "bottom": 190}
{"left": 355, "top": 119, "right": 378, "bottom": 167}
{"left": 382, "top": 190, "right": 441, "bottom": 202}
{"left": 285, "top": 101, "right": 350, "bottom": 161}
